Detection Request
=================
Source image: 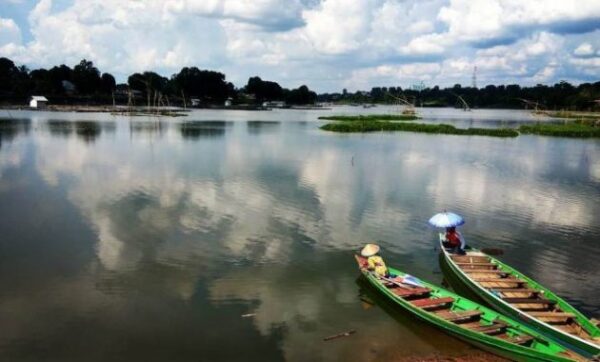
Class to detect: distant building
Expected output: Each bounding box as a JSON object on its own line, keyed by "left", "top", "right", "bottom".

{"left": 224, "top": 98, "right": 233, "bottom": 107}
{"left": 190, "top": 98, "right": 201, "bottom": 107}
{"left": 29, "top": 96, "right": 49, "bottom": 109}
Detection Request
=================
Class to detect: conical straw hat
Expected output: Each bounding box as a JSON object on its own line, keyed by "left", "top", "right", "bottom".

{"left": 361, "top": 243, "right": 380, "bottom": 257}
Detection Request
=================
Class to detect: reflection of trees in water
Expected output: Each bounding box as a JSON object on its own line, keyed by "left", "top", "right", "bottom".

{"left": 0, "top": 118, "right": 31, "bottom": 149}
{"left": 179, "top": 121, "right": 232, "bottom": 139}
{"left": 247, "top": 121, "right": 281, "bottom": 134}
{"left": 130, "top": 121, "right": 165, "bottom": 136}
{"left": 46, "top": 120, "right": 116, "bottom": 142}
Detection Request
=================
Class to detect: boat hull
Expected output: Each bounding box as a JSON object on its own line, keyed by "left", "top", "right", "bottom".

{"left": 439, "top": 241, "right": 600, "bottom": 358}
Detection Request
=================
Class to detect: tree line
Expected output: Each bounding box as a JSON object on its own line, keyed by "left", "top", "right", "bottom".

{"left": 319, "top": 81, "right": 600, "bottom": 111}
{"left": 0, "top": 57, "right": 317, "bottom": 106}
{"left": 2, "top": 56, "right": 598, "bottom": 110}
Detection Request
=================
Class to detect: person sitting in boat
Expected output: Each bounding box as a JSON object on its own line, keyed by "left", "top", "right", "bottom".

{"left": 443, "top": 227, "right": 466, "bottom": 255}
{"left": 361, "top": 243, "right": 390, "bottom": 277}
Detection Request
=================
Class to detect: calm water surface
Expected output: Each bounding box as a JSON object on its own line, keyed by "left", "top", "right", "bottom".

{"left": 0, "top": 107, "right": 599, "bottom": 361}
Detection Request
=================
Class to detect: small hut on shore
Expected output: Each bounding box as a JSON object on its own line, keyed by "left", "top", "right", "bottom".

{"left": 29, "top": 96, "right": 49, "bottom": 109}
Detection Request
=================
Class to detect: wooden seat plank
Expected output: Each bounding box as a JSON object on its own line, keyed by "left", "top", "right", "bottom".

{"left": 451, "top": 256, "right": 490, "bottom": 263}
{"left": 474, "top": 278, "right": 525, "bottom": 283}
{"left": 435, "top": 310, "right": 483, "bottom": 322}
{"left": 455, "top": 262, "right": 496, "bottom": 266}
{"left": 503, "top": 297, "right": 556, "bottom": 305}
{"left": 471, "top": 322, "right": 507, "bottom": 335}
{"left": 501, "top": 335, "right": 534, "bottom": 345}
{"left": 528, "top": 312, "right": 576, "bottom": 318}
{"left": 411, "top": 297, "right": 454, "bottom": 309}
{"left": 464, "top": 270, "right": 509, "bottom": 274}
{"left": 489, "top": 288, "right": 539, "bottom": 293}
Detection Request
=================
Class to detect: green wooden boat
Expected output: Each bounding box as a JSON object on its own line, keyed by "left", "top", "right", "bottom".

{"left": 438, "top": 238, "right": 600, "bottom": 359}
{"left": 354, "top": 255, "right": 586, "bottom": 361}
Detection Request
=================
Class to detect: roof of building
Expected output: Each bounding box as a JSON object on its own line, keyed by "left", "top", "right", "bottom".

{"left": 31, "top": 96, "right": 49, "bottom": 102}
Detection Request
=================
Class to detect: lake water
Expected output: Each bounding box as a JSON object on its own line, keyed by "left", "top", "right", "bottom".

{"left": 0, "top": 106, "right": 598, "bottom": 361}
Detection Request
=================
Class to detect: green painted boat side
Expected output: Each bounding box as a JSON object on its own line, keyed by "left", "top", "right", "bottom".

{"left": 354, "top": 256, "right": 581, "bottom": 362}
{"left": 439, "top": 240, "right": 600, "bottom": 358}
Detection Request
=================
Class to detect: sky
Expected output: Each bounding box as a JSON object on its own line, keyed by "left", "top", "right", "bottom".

{"left": 0, "top": 0, "right": 600, "bottom": 92}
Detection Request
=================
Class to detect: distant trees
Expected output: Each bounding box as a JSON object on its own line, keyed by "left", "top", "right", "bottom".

{"left": 0, "top": 56, "right": 321, "bottom": 106}
{"left": 0, "top": 58, "right": 28, "bottom": 96}
{"left": 171, "top": 67, "right": 234, "bottom": 103}
{"left": 72, "top": 59, "right": 102, "bottom": 95}
{"left": 285, "top": 85, "right": 317, "bottom": 105}
{"left": 319, "top": 81, "right": 600, "bottom": 111}
{"left": 244, "top": 76, "right": 284, "bottom": 102}
{"left": 4, "top": 55, "right": 597, "bottom": 110}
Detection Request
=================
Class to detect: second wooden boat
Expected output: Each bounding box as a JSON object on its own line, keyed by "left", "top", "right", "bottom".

{"left": 439, "top": 237, "right": 600, "bottom": 358}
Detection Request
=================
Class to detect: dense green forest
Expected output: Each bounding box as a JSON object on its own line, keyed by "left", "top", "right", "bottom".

{"left": 0, "top": 57, "right": 317, "bottom": 106}
{"left": 318, "top": 82, "right": 600, "bottom": 111}
{"left": 1, "top": 56, "right": 598, "bottom": 110}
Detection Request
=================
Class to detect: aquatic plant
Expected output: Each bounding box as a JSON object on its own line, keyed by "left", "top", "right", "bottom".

{"left": 519, "top": 122, "right": 600, "bottom": 137}
{"left": 320, "top": 120, "right": 518, "bottom": 137}
{"left": 318, "top": 114, "right": 419, "bottom": 121}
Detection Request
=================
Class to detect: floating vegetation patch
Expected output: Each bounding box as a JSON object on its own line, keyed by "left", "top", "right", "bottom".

{"left": 519, "top": 121, "right": 600, "bottom": 138}
{"left": 318, "top": 114, "right": 419, "bottom": 121}
{"left": 320, "top": 120, "right": 518, "bottom": 138}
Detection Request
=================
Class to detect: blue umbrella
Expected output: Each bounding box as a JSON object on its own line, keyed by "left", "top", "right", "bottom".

{"left": 428, "top": 211, "right": 465, "bottom": 228}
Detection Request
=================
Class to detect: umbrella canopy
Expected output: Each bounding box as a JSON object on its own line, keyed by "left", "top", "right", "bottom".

{"left": 428, "top": 212, "right": 465, "bottom": 228}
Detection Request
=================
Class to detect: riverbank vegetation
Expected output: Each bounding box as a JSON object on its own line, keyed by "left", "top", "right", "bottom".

{"left": 318, "top": 114, "right": 419, "bottom": 121}
{"left": 0, "top": 57, "right": 317, "bottom": 108}
{"left": 320, "top": 120, "right": 519, "bottom": 137}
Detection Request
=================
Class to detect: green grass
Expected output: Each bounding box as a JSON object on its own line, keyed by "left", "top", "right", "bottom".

{"left": 320, "top": 120, "right": 518, "bottom": 137}
{"left": 519, "top": 122, "right": 600, "bottom": 137}
{"left": 318, "top": 114, "right": 419, "bottom": 121}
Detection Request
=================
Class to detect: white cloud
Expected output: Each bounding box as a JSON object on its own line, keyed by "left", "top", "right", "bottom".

{"left": 303, "top": 0, "right": 374, "bottom": 55}
{"left": 9, "top": 0, "right": 228, "bottom": 75}
{"left": 401, "top": 33, "right": 446, "bottom": 55}
{"left": 438, "top": 0, "right": 600, "bottom": 42}
{"left": 574, "top": 42, "right": 595, "bottom": 57}
{"left": 0, "top": 17, "right": 21, "bottom": 46}
{"left": 408, "top": 20, "right": 434, "bottom": 34}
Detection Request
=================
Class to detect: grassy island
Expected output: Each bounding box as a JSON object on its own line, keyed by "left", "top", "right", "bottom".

{"left": 519, "top": 120, "right": 600, "bottom": 138}
{"left": 320, "top": 120, "right": 518, "bottom": 137}
{"left": 318, "top": 114, "right": 419, "bottom": 121}
{"left": 320, "top": 113, "right": 600, "bottom": 138}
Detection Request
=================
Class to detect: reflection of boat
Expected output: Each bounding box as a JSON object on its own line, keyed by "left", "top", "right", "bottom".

{"left": 354, "top": 255, "right": 584, "bottom": 361}
{"left": 439, "top": 239, "right": 600, "bottom": 358}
